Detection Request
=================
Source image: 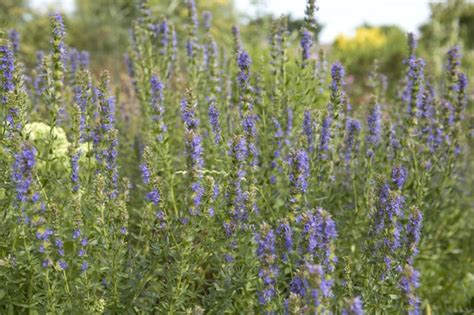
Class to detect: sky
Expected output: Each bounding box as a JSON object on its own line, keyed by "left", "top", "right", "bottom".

{"left": 30, "top": 0, "right": 433, "bottom": 44}
{"left": 235, "top": 0, "right": 432, "bottom": 43}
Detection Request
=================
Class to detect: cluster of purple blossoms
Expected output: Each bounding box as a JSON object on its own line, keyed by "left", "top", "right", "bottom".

{"left": 318, "top": 114, "right": 332, "bottom": 160}
{"left": 186, "top": 0, "right": 199, "bottom": 59}
{"left": 71, "top": 150, "right": 81, "bottom": 192}
{"left": 181, "top": 96, "right": 199, "bottom": 130}
{"left": 328, "top": 62, "right": 346, "bottom": 126}
{"left": 150, "top": 20, "right": 170, "bottom": 54}
{"left": 187, "top": 0, "right": 199, "bottom": 32}
{"left": 181, "top": 97, "right": 203, "bottom": 170}
{"left": 303, "top": 110, "right": 314, "bottom": 152}
{"left": 453, "top": 71, "right": 468, "bottom": 127}
{"left": 405, "top": 57, "right": 426, "bottom": 118}
{"left": 203, "top": 11, "right": 212, "bottom": 32}
{"left": 50, "top": 13, "right": 66, "bottom": 66}
{"left": 208, "top": 98, "right": 222, "bottom": 144}
{"left": 344, "top": 118, "right": 361, "bottom": 165}
{"left": 255, "top": 225, "right": 278, "bottom": 308}
{"left": 160, "top": 20, "right": 169, "bottom": 53}
{"left": 446, "top": 46, "right": 461, "bottom": 75}
{"left": 397, "top": 206, "right": 423, "bottom": 312}
{"left": 302, "top": 208, "right": 338, "bottom": 273}
{"left": 271, "top": 118, "right": 284, "bottom": 178}
{"left": 400, "top": 264, "right": 421, "bottom": 315}
{"left": 140, "top": 155, "right": 165, "bottom": 224}
{"left": 389, "top": 123, "right": 401, "bottom": 153}
{"left": 237, "top": 49, "right": 258, "bottom": 167}
{"left": 372, "top": 166, "right": 414, "bottom": 279}
{"left": 229, "top": 136, "right": 249, "bottom": 222}
{"left": 68, "top": 48, "right": 79, "bottom": 80}
{"left": 8, "top": 29, "right": 20, "bottom": 54}
{"left": 54, "top": 237, "right": 69, "bottom": 270}
{"left": 286, "top": 210, "right": 338, "bottom": 310}
{"left": 277, "top": 220, "right": 293, "bottom": 261}
{"left": 300, "top": 28, "right": 313, "bottom": 64}
{"left": 150, "top": 74, "right": 167, "bottom": 141}
{"left": 232, "top": 25, "right": 242, "bottom": 53}
{"left": 1, "top": 43, "right": 15, "bottom": 100}
{"left": 68, "top": 49, "right": 90, "bottom": 81}
{"left": 208, "top": 182, "right": 219, "bottom": 217}
{"left": 55, "top": 238, "right": 65, "bottom": 257}
{"left": 290, "top": 148, "right": 310, "bottom": 195}
{"left": 106, "top": 107, "right": 119, "bottom": 188}
{"left": 330, "top": 63, "right": 345, "bottom": 96}
{"left": 33, "top": 51, "right": 46, "bottom": 98}
{"left": 146, "top": 189, "right": 160, "bottom": 206}
{"left": 74, "top": 230, "right": 89, "bottom": 271}
{"left": 73, "top": 80, "right": 90, "bottom": 143}
{"left": 407, "top": 32, "right": 416, "bottom": 56}
{"left": 385, "top": 190, "right": 405, "bottom": 251}
{"left": 37, "top": 228, "right": 54, "bottom": 255}
{"left": 78, "top": 51, "right": 90, "bottom": 69}
{"left": 405, "top": 206, "right": 423, "bottom": 264}
{"left": 101, "top": 95, "right": 116, "bottom": 132}
{"left": 392, "top": 165, "right": 408, "bottom": 190}
{"left": 342, "top": 296, "right": 365, "bottom": 315}
{"left": 58, "top": 259, "right": 68, "bottom": 270}
{"left": 366, "top": 103, "right": 382, "bottom": 157}
{"left": 207, "top": 39, "right": 219, "bottom": 75}
{"left": 124, "top": 53, "right": 135, "bottom": 86}
{"left": 290, "top": 263, "right": 331, "bottom": 312}
{"left": 12, "top": 145, "right": 37, "bottom": 207}
{"left": 237, "top": 50, "right": 252, "bottom": 89}
{"left": 140, "top": 163, "right": 151, "bottom": 185}
{"left": 1, "top": 42, "right": 20, "bottom": 129}
{"left": 93, "top": 82, "right": 119, "bottom": 196}
{"left": 181, "top": 95, "right": 205, "bottom": 215}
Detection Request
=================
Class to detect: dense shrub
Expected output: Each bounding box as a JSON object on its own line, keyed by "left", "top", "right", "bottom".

{"left": 0, "top": 0, "right": 472, "bottom": 313}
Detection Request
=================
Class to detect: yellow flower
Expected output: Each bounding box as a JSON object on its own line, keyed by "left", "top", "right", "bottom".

{"left": 334, "top": 27, "right": 387, "bottom": 52}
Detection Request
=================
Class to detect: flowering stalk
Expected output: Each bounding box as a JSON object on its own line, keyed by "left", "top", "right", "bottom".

{"left": 365, "top": 99, "right": 382, "bottom": 158}
{"left": 329, "top": 62, "right": 347, "bottom": 141}
{"left": 8, "top": 29, "right": 20, "bottom": 54}
{"left": 237, "top": 49, "right": 258, "bottom": 167}
{"left": 300, "top": 28, "right": 313, "bottom": 67}
{"left": 288, "top": 146, "right": 310, "bottom": 211}
{"left": 181, "top": 89, "right": 204, "bottom": 216}
{"left": 93, "top": 72, "right": 118, "bottom": 198}
{"left": 256, "top": 224, "right": 279, "bottom": 311}
{"left": 303, "top": 110, "right": 315, "bottom": 153}
{"left": 227, "top": 135, "right": 248, "bottom": 224}
{"left": 149, "top": 74, "right": 167, "bottom": 143}
{"left": 344, "top": 118, "right": 361, "bottom": 166}
{"left": 186, "top": 0, "right": 200, "bottom": 80}
{"left": 304, "top": 0, "right": 318, "bottom": 32}
{"left": 342, "top": 296, "right": 365, "bottom": 315}
{"left": 285, "top": 208, "right": 337, "bottom": 312}
{"left": 47, "top": 13, "right": 65, "bottom": 120}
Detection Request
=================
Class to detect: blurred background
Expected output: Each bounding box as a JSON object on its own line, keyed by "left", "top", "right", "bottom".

{"left": 2, "top": 0, "right": 474, "bottom": 85}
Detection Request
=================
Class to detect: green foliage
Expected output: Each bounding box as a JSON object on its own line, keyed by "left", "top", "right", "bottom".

{"left": 332, "top": 25, "right": 407, "bottom": 101}
{"left": 0, "top": 0, "right": 473, "bottom": 314}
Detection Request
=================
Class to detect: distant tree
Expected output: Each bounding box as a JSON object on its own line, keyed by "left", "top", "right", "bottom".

{"left": 332, "top": 25, "right": 407, "bottom": 100}
{"left": 0, "top": 0, "right": 28, "bottom": 27}
{"left": 419, "top": 0, "right": 474, "bottom": 79}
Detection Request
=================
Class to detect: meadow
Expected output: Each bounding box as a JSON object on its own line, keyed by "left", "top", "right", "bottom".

{"left": 0, "top": 0, "right": 473, "bottom": 314}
